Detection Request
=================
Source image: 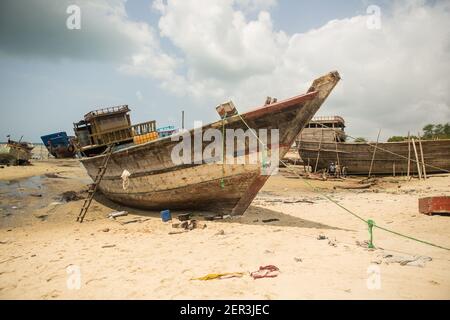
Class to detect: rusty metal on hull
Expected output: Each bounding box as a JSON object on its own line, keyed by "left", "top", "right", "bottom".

{"left": 80, "top": 71, "right": 341, "bottom": 215}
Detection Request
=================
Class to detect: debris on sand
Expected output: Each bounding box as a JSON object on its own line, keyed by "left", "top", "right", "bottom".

{"left": 169, "top": 230, "right": 188, "bottom": 235}
{"left": 334, "top": 183, "right": 373, "bottom": 190}
{"left": 328, "top": 239, "right": 337, "bottom": 247}
{"left": 34, "top": 214, "right": 48, "bottom": 221}
{"left": 294, "top": 257, "right": 302, "bottom": 263}
{"left": 282, "top": 199, "right": 315, "bottom": 204}
{"left": 377, "top": 253, "right": 432, "bottom": 267}
{"left": 317, "top": 234, "right": 327, "bottom": 240}
{"left": 60, "top": 191, "right": 84, "bottom": 202}
{"left": 262, "top": 218, "right": 279, "bottom": 223}
{"left": 215, "top": 229, "right": 225, "bottom": 236}
{"left": 251, "top": 265, "right": 280, "bottom": 279}
{"left": 30, "top": 193, "right": 43, "bottom": 197}
{"left": 177, "top": 213, "right": 191, "bottom": 221}
{"left": 45, "top": 173, "right": 66, "bottom": 179}
{"left": 101, "top": 228, "right": 110, "bottom": 232}
{"left": 172, "top": 219, "right": 206, "bottom": 231}
{"left": 107, "top": 211, "right": 128, "bottom": 219}
{"left": 101, "top": 244, "right": 116, "bottom": 248}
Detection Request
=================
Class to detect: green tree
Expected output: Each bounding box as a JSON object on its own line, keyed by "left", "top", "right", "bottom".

{"left": 422, "top": 124, "right": 434, "bottom": 139}
{"left": 387, "top": 136, "right": 407, "bottom": 142}
{"left": 354, "top": 137, "right": 367, "bottom": 143}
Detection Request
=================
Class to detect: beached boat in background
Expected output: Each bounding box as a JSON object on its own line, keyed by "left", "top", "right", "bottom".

{"left": 297, "top": 117, "right": 450, "bottom": 175}
{"left": 0, "top": 138, "right": 34, "bottom": 165}
{"left": 41, "top": 132, "right": 76, "bottom": 158}
{"left": 299, "top": 139, "right": 450, "bottom": 175}
{"left": 79, "top": 71, "right": 341, "bottom": 215}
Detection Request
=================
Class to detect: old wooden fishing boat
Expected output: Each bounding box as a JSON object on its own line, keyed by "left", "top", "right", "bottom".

{"left": 0, "top": 138, "right": 34, "bottom": 165}
{"left": 79, "top": 71, "right": 341, "bottom": 215}
{"left": 299, "top": 139, "right": 450, "bottom": 175}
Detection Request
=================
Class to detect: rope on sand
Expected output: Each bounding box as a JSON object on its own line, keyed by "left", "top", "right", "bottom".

{"left": 235, "top": 112, "right": 450, "bottom": 251}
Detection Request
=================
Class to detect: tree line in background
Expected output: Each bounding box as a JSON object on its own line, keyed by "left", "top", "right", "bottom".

{"left": 351, "top": 123, "right": 450, "bottom": 143}
{"left": 386, "top": 123, "right": 450, "bottom": 142}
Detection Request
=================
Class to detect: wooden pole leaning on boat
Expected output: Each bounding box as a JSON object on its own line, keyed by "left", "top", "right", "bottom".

{"left": 407, "top": 132, "right": 411, "bottom": 180}
{"left": 334, "top": 131, "right": 340, "bottom": 167}
{"left": 314, "top": 127, "right": 323, "bottom": 173}
{"left": 411, "top": 138, "right": 422, "bottom": 180}
{"left": 368, "top": 129, "right": 381, "bottom": 178}
{"left": 417, "top": 133, "right": 427, "bottom": 179}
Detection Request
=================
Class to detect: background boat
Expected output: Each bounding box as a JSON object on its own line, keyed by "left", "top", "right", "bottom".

{"left": 299, "top": 139, "right": 450, "bottom": 175}
{"left": 41, "top": 132, "right": 77, "bottom": 159}
{"left": 0, "top": 139, "right": 34, "bottom": 165}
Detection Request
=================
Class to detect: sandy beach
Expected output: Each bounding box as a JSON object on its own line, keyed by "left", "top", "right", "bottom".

{"left": 0, "top": 159, "right": 449, "bottom": 300}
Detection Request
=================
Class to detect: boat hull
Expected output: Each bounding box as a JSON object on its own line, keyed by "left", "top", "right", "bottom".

{"left": 0, "top": 144, "right": 33, "bottom": 165}
{"left": 80, "top": 71, "right": 341, "bottom": 215}
{"left": 299, "top": 139, "right": 450, "bottom": 175}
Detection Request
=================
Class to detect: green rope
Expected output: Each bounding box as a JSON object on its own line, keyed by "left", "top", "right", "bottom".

{"left": 232, "top": 111, "right": 450, "bottom": 251}
{"left": 367, "top": 219, "right": 375, "bottom": 249}
{"left": 286, "top": 159, "right": 450, "bottom": 251}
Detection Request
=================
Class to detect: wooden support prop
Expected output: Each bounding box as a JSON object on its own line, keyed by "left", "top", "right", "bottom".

{"left": 182, "top": 110, "right": 185, "bottom": 130}
{"left": 393, "top": 162, "right": 396, "bottom": 177}
{"left": 334, "top": 131, "right": 340, "bottom": 168}
{"left": 368, "top": 129, "right": 381, "bottom": 178}
{"left": 417, "top": 133, "right": 427, "bottom": 179}
{"left": 314, "top": 127, "right": 323, "bottom": 173}
{"left": 407, "top": 132, "right": 411, "bottom": 180}
{"left": 411, "top": 138, "right": 422, "bottom": 180}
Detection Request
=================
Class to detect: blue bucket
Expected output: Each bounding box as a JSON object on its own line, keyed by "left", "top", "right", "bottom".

{"left": 160, "top": 209, "right": 171, "bottom": 222}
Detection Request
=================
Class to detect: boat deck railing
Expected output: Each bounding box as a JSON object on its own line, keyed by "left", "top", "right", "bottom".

{"left": 84, "top": 105, "right": 130, "bottom": 120}
{"left": 87, "top": 120, "right": 157, "bottom": 147}
{"left": 310, "top": 116, "right": 345, "bottom": 125}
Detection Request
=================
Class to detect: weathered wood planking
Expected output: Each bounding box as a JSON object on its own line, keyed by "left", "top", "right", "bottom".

{"left": 80, "top": 71, "right": 341, "bottom": 215}
{"left": 299, "top": 139, "right": 450, "bottom": 175}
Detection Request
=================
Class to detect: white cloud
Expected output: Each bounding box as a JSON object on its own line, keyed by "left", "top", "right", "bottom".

{"left": 2, "top": 0, "right": 449, "bottom": 138}
{"left": 141, "top": 0, "right": 450, "bottom": 138}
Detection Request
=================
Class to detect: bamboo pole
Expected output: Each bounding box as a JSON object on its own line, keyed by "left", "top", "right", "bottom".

{"left": 314, "top": 127, "right": 323, "bottom": 173}
{"left": 368, "top": 129, "right": 381, "bottom": 178}
{"left": 411, "top": 138, "right": 422, "bottom": 180}
{"left": 407, "top": 132, "right": 411, "bottom": 180}
{"left": 417, "top": 132, "right": 427, "bottom": 179}
{"left": 393, "top": 162, "right": 396, "bottom": 177}
{"left": 334, "top": 131, "right": 340, "bottom": 167}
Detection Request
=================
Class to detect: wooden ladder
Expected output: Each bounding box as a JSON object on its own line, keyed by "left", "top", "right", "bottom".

{"left": 76, "top": 145, "right": 114, "bottom": 223}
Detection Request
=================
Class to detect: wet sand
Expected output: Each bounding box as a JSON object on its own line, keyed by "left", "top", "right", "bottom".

{"left": 0, "top": 159, "right": 449, "bottom": 299}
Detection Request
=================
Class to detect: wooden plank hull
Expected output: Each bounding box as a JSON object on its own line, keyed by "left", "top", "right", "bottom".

{"left": 80, "top": 71, "right": 341, "bottom": 215}
{"left": 299, "top": 139, "right": 450, "bottom": 175}
{"left": 0, "top": 144, "right": 33, "bottom": 165}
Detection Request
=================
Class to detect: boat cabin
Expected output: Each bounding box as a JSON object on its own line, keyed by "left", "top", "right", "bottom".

{"left": 74, "top": 105, "right": 156, "bottom": 156}
{"left": 297, "top": 116, "right": 346, "bottom": 143}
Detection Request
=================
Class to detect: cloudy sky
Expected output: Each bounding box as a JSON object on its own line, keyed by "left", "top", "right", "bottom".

{"left": 0, "top": 0, "right": 449, "bottom": 142}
